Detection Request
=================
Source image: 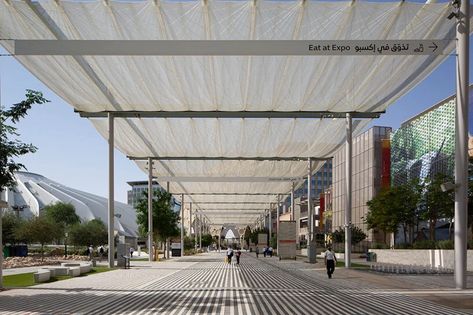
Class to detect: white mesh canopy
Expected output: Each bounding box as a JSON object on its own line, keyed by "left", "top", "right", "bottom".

{"left": 0, "top": 0, "right": 465, "bottom": 225}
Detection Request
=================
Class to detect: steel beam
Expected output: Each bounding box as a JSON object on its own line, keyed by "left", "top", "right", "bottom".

{"left": 345, "top": 113, "right": 352, "bottom": 268}
{"left": 108, "top": 113, "right": 115, "bottom": 268}
{"left": 78, "top": 110, "right": 383, "bottom": 119}
{"left": 130, "top": 156, "right": 329, "bottom": 161}
{"left": 148, "top": 157, "right": 154, "bottom": 263}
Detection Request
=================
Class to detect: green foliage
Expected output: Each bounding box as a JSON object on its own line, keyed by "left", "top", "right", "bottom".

{"left": 0, "top": 90, "right": 49, "bottom": 192}
{"left": 270, "top": 235, "right": 277, "bottom": 249}
{"left": 183, "top": 236, "right": 195, "bottom": 250}
{"left": 436, "top": 240, "right": 454, "bottom": 249}
{"left": 393, "top": 243, "right": 412, "bottom": 249}
{"left": 366, "top": 180, "right": 422, "bottom": 244}
{"left": 135, "top": 189, "right": 180, "bottom": 242}
{"left": 43, "top": 202, "right": 80, "bottom": 227}
{"left": 69, "top": 219, "right": 108, "bottom": 247}
{"left": 243, "top": 226, "right": 251, "bottom": 247}
{"left": 420, "top": 174, "right": 454, "bottom": 241}
{"left": 371, "top": 242, "right": 389, "bottom": 249}
{"left": 201, "top": 233, "right": 213, "bottom": 247}
{"left": 2, "top": 212, "right": 23, "bottom": 245}
{"left": 249, "top": 227, "right": 268, "bottom": 245}
{"left": 412, "top": 240, "right": 437, "bottom": 249}
{"left": 16, "top": 216, "right": 61, "bottom": 261}
{"left": 332, "top": 226, "right": 367, "bottom": 245}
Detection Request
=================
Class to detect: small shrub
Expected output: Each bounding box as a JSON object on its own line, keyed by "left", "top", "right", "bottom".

{"left": 413, "top": 240, "right": 436, "bottom": 249}
{"left": 436, "top": 240, "right": 454, "bottom": 249}
{"left": 394, "top": 243, "right": 412, "bottom": 249}
{"left": 371, "top": 242, "right": 389, "bottom": 249}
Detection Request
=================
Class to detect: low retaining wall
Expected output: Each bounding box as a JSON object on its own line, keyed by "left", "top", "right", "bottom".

{"left": 369, "top": 249, "right": 473, "bottom": 271}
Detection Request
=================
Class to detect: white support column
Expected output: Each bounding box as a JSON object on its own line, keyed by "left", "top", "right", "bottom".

{"left": 0, "top": 206, "right": 3, "bottom": 289}
{"left": 194, "top": 210, "right": 198, "bottom": 249}
{"left": 455, "top": 0, "right": 469, "bottom": 290}
{"left": 268, "top": 205, "right": 272, "bottom": 246}
{"left": 276, "top": 195, "right": 281, "bottom": 256}
{"left": 218, "top": 227, "right": 221, "bottom": 252}
{"left": 108, "top": 113, "right": 115, "bottom": 268}
{"left": 199, "top": 213, "right": 202, "bottom": 249}
{"left": 291, "top": 182, "right": 295, "bottom": 221}
{"left": 345, "top": 113, "right": 352, "bottom": 268}
{"left": 307, "top": 158, "right": 316, "bottom": 263}
{"left": 148, "top": 157, "right": 154, "bottom": 263}
{"left": 181, "top": 194, "right": 185, "bottom": 257}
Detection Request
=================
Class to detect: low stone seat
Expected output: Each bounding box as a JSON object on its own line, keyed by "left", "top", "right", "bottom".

{"left": 47, "top": 267, "right": 69, "bottom": 277}
{"left": 68, "top": 266, "right": 81, "bottom": 277}
{"left": 34, "top": 269, "right": 51, "bottom": 283}
{"left": 79, "top": 263, "right": 91, "bottom": 274}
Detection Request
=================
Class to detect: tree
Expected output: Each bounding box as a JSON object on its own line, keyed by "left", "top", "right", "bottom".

{"left": 1, "top": 212, "right": 23, "bottom": 245}
{"left": 365, "top": 180, "right": 421, "bottom": 245}
{"left": 0, "top": 90, "right": 49, "bottom": 192}
{"left": 135, "top": 190, "right": 180, "bottom": 244}
{"left": 43, "top": 202, "right": 80, "bottom": 256}
{"left": 243, "top": 226, "right": 251, "bottom": 248}
{"left": 201, "top": 234, "right": 213, "bottom": 247}
{"left": 421, "top": 174, "right": 454, "bottom": 240}
{"left": 332, "top": 226, "right": 367, "bottom": 245}
{"left": 16, "top": 216, "right": 61, "bottom": 261}
{"left": 69, "top": 219, "right": 108, "bottom": 248}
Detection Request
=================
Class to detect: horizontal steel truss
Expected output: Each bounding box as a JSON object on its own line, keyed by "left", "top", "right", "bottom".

{"left": 141, "top": 176, "right": 303, "bottom": 182}
{"left": 78, "top": 110, "right": 383, "bottom": 119}
{"left": 134, "top": 156, "right": 329, "bottom": 162}
{"left": 184, "top": 193, "right": 284, "bottom": 195}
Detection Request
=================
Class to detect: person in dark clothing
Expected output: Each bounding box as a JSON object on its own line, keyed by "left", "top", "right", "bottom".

{"left": 236, "top": 249, "right": 241, "bottom": 264}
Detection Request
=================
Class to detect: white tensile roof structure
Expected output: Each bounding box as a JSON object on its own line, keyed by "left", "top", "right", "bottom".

{"left": 0, "top": 0, "right": 467, "bottom": 227}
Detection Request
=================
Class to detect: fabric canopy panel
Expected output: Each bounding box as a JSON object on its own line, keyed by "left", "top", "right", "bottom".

{"left": 0, "top": 0, "right": 466, "bottom": 225}
{"left": 0, "top": 0, "right": 460, "bottom": 113}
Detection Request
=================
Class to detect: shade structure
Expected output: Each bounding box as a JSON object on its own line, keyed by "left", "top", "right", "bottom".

{"left": 0, "top": 0, "right": 468, "bottom": 226}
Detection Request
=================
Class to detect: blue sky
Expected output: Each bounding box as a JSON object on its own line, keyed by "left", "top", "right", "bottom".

{"left": 1, "top": 41, "right": 472, "bottom": 203}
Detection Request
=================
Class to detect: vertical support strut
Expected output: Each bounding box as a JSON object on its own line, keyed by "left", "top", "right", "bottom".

{"left": 291, "top": 182, "right": 295, "bottom": 221}
{"left": 268, "top": 205, "right": 272, "bottom": 247}
{"left": 345, "top": 113, "right": 352, "bottom": 268}
{"left": 108, "top": 113, "right": 115, "bottom": 268}
{"left": 199, "top": 213, "right": 202, "bottom": 249}
{"left": 455, "top": 0, "right": 469, "bottom": 290}
{"left": 194, "top": 209, "right": 197, "bottom": 249}
{"left": 148, "top": 157, "right": 154, "bottom": 262}
{"left": 189, "top": 202, "right": 192, "bottom": 237}
{"left": 181, "top": 194, "right": 185, "bottom": 257}
{"left": 276, "top": 195, "right": 281, "bottom": 256}
{"left": 307, "top": 158, "right": 316, "bottom": 263}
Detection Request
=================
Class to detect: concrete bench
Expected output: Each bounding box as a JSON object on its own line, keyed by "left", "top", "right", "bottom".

{"left": 34, "top": 269, "right": 51, "bottom": 283}
{"left": 68, "top": 266, "right": 81, "bottom": 277}
{"left": 47, "top": 267, "right": 69, "bottom": 277}
{"left": 61, "top": 263, "right": 80, "bottom": 268}
{"left": 79, "top": 263, "right": 91, "bottom": 274}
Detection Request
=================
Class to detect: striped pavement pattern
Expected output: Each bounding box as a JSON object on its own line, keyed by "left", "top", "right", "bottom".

{"left": 0, "top": 252, "right": 471, "bottom": 315}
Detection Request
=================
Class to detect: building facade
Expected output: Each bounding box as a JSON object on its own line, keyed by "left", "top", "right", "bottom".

{"left": 127, "top": 181, "right": 163, "bottom": 208}
{"left": 391, "top": 98, "right": 456, "bottom": 186}
{"left": 332, "top": 126, "right": 392, "bottom": 243}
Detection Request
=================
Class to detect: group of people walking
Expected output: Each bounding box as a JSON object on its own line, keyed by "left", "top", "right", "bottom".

{"left": 254, "top": 246, "right": 273, "bottom": 258}
{"left": 226, "top": 247, "right": 242, "bottom": 264}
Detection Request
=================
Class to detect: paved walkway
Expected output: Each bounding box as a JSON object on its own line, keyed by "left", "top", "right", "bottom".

{"left": 1, "top": 252, "right": 472, "bottom": 314}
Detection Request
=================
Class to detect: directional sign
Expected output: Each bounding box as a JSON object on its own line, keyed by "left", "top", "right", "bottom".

{"left": 14, "top": 40, "right": 449, "bottom": 56}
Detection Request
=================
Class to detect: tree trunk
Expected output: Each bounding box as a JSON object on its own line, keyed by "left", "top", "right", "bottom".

{"left": 448, "top": 221, "right": 453, "bottom": 240}
{"left": 41, "top": 243, "right": 44, "bottom": 262}
{"left": 429, "top": 218, "right": 436, "bottom": 241}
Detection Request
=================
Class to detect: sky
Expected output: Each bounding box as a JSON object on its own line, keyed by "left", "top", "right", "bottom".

{"left": 1, "top": 39, "right": 473, "bottom": 204}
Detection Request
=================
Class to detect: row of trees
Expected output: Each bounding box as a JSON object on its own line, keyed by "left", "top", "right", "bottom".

{"left": 366, "top": 171, "right": 473, "bottom": 244}
{"left": 2, "top": 202, "right": 107, "bottom": 260}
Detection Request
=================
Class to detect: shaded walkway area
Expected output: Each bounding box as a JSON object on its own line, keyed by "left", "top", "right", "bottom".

{"left": 0, "top": 252, "right": 472, "bottom": 314}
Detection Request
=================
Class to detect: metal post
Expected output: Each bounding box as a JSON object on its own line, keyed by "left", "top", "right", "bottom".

{"left": 268, "top": 205, "right": 272, "bottom": 247}
{"left": 166, "top": 181, "right": 170, "bottom": 192}
{"left": 455, "top": 0, "right": 469, "bottom": 290}
{"left": 189, "top": 202, "right": 192, "bottom": 237}
{"left": 199, "top": 213, "right": 202, "bottom": 249}
{"left": 277, "top": 195, "right": 281, "bottom": 256}
{"left": 148, "top": 157, "right": 154, "bottom": 262}
{"left": 345, "top": 113, "right": 352, "bottom": 268}
{"left": 181, "top": 194, "right": 185, "bottom": 257}
{"left": 108, "top": 113, "right": 115, "bottom": 268}
{"left": 291, "top": 182, "right": 295, "bottom": 221}
{"left": 0, "top": 206, "right": 3, "bottom": 289}
{"left": 194, "top": 210, "right": 197, "bottom": 249}
{"left": 307, "top": 158, "right": 316, "bottom": 263}
{"left": 218, "top": 227, "right": 221, "bottom": 252}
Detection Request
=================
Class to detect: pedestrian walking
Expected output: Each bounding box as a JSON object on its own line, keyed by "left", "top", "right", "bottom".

{"left": 98, "top": 245, "right": 104, "bottom": 261}
{"left": 263, "top": 246, "right": 267, "bottom": 257}
{"left": 88, "top": 245, "right": 94, "bottom": 261}
{"left": 236, "top": 249, "right": 241, "bottom": 264}
{"left": 324, "top": 247, "right": 337, "bottom": 279}
{"left": 268, "top": 246, "right": 273, "bottom": 257}
{"left": 129, "top": 247, "right": 134, "bottom": 258}
{"left": 226, "top": 247, "right": 233, "bottom": 264}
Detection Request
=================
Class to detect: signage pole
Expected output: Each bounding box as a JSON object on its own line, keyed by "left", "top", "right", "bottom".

{"left": 345, "top": 113, "right": 352, "bottom": 268}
